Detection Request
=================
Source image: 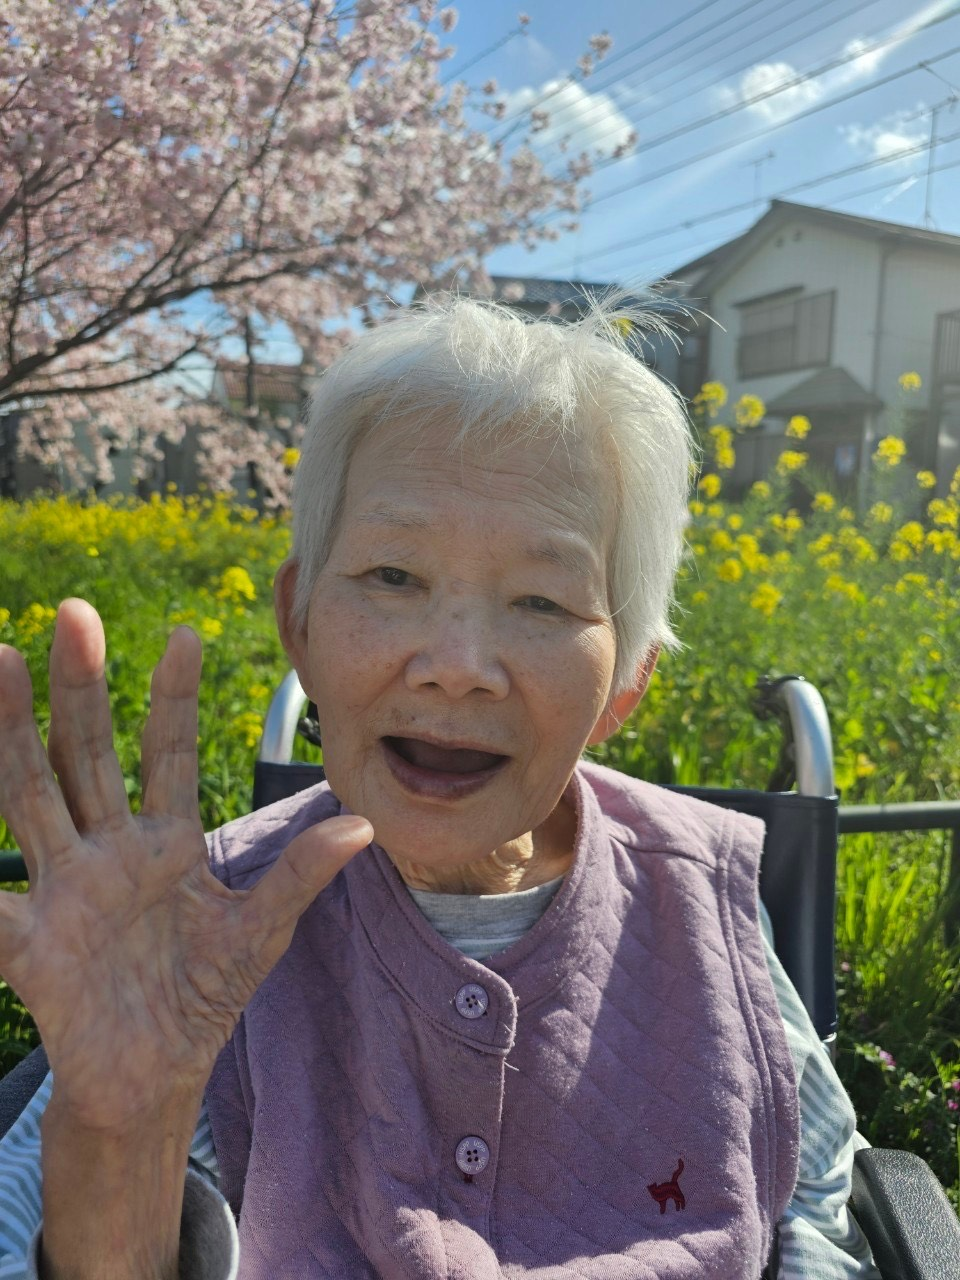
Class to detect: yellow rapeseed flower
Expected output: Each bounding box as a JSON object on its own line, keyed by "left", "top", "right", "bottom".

{"left": 283, "top": 447, "right": 301, "bottom": 469}
{"left": 928, "top": 498, "right": 958, "bottom": 528}
{"left": 838, "top": 506, "right": 855, "bottom": 522}
{"left": 812, "top": 492, "right": 835, "bottom": 512}
{"left": 897, "top": 521, "right": 925, "bottom": 548}
{"left": 926, "top": 529, "right": 958, "bottom": 556}
{"left": 695, "top": 382, "right": 728, "bottom": 417}
{"left": 874, "top": 436, "right": 906, "bottom": 467}
{"left": 751, "top": 480, "right": 771, "bottom": 500}
{"left": 199, "top": 617, "right": 224, "bottom": 641}
{"left": 691, "top": 590, "right": 708, "bottom": 605}
{"left": 706, "top": 502, "right": 724, "bottom": 519}
{"left": 717, "top": 558, "right": 743, "bottom": 583}
{"left": 749, "top": 583, "right": 782, "bottom": 617}
{"left": 86, "top": 546, "right": 99, "bottom": 557}
{"left": 727, "top": 513, "right": 743, "bottom": 530}
{"left": 248, "top": 683, "right": 270, "bottom": 702}
{"left": 715, "top": 446, "right": 736, "bottom": 470}
{"left": 233, "top": 710, "right": 264, "bottom": 750}
{"left": 824, "top": 574, "right": 864, "bottom": 603}
{"left": 217, "top": 565, "right": 257, "bottom": 604}
{"left": 817, "top": 552, "right": 842, "bottom": 570}
{"left": 711, "top": 529, "right": 734, "bottom": 551}
{"left": 688, "top": 499, "right": 705, "bottom": 517}
{"left": 916, "top": 470, "right": 936, "bottom": 489}
{"left": 776, "top": 450, "right": 808, "bottom": 475}
{"left": 783, "top": 513, "right": 804, "bottom": 535}
{"left": 698, "top": 473, "right": 722, "bottom": 499}
{"left": 810, "top": 533, "right": 833, "bottom": 554}
{"left": 16, "top": 603, "right": 56, "bottom": 641}
{"left": 709, "top": 425, "right": 733, "bottom": 448}
{"left": 0, "top": 608, "right": 10, "bottom": 629}
{"left": 786, "top": 415, "right": 811, "bottom": 439}
{"left": 898, "top": 371, "right": 922, "bottom": 391}
{"left": 868, "top": 502, "right": 892, "bottom": 524}
{"left": 735, "top": 394, "right": 765, "bottom": 427}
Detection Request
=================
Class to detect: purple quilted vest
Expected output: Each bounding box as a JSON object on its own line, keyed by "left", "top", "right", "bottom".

{"left": 204, "top": 761, "right": 800, "bottom": 1278}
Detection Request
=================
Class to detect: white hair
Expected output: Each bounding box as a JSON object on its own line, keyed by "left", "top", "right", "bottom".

{"left": 290, "top": 292, "right": 694, "bottom": 695}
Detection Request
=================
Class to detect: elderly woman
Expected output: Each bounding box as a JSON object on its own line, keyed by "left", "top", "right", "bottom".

{"left": 0, "top": 297, "right": 877, "bottom": 1279}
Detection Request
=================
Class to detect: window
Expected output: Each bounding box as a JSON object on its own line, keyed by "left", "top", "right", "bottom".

{"left": 737, "top": 290, "right": 834, "bottom": 378}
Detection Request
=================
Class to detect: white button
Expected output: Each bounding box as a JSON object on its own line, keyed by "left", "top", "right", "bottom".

{"left": 454, "top": 983, "right": 489, "bottom": 1019}
{"left": 455, "top": 1136, "right": 490, "bottom": 1175}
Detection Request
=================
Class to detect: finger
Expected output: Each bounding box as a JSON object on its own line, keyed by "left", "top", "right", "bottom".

{"left": 46, "top": 600, "right": 130, "bottom": 835}
{"left": 0, "top": 644, "right": 76, "bottom": 882}
{"left": 140, "top": 627, "right": 202, "bottom": 821}
{"left": 239, "top": 816, "right": 373, "bottom": 973}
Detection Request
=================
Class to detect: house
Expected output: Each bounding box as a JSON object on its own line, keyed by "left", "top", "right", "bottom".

{"left": 668, "top": 199, "right": 960, "bottom": 499}
{"left": 209, "top": 360, "right": 305, "bottom": 425}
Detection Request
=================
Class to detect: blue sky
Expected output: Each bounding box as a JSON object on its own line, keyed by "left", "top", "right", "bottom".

{"left": 445, "top": 0, "right": 960, "bottom": 286}
{"left": 196, "top": 0, "right": 960, "bottom": 375}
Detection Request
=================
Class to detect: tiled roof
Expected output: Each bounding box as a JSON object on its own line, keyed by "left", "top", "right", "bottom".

{"left": 217, "top": 362, "right": 303, "bottom": 405}
{"left": 764, "top": 366, "right": 885, "bottom": 415}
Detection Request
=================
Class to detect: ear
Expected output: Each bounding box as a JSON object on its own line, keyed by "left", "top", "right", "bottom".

{"left": 586, "top": 647, "right": 660, "bottom": 746}
{"left": 274, "top": 558, "right": 311, "bottom": 683}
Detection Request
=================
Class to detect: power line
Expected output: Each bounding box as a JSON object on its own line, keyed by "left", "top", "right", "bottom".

{"left": 492, "top": 0, "right": 728, "bottom": 141}
{"left": 629, "top": 154, "right": 960, "bottom": 279}
{"left": 550, "top": 4, "right": 960, "bottom": 171}
{"left": 536, "top": 0, "right": 879, "bottom": 149}
{"left": 441, "top": 20, "right": 527, "bottom": 87}
{"left": 554, "top": 39, "right": 960, "bottom": 221}
{"left": 534, "top": 121, "right": 960, "bottom": 275}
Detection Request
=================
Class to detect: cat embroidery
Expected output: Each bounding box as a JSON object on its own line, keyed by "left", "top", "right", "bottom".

{"left": 647, "top": 1158, "right": 685, "bottom": 1214}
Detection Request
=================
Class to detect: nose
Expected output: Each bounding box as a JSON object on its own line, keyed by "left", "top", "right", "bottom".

{"left": 404, "top": 604, "right": 509, "bottom": 700}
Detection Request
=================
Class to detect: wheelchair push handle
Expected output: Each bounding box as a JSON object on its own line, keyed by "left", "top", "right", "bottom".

{"left": 751, "top": 675, "right": 835, "bottom": 798}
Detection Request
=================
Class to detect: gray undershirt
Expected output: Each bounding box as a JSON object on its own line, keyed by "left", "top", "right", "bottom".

{"left": 406, "top": 877, "right": 565, "bottom": 960}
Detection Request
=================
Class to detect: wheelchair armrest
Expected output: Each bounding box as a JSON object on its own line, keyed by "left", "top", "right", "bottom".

{"left": 850, "top": 1147, "right": 960, "bottom": 1280}
{"left": 0, "top": 1043, "right": 49, "bottom": 1141}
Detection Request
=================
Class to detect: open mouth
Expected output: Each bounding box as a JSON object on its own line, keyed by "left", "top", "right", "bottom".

{"left": 381, "top": 736, "right": 508, "bottom": 800}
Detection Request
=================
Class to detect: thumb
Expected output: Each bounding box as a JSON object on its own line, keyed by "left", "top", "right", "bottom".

{"left": 240, "top": 814, "right": 373, "bottom": 964}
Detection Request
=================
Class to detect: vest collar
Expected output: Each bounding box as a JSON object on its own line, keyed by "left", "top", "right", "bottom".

{"left": 341, "top": 764, "right": 613, "bottom": 1053}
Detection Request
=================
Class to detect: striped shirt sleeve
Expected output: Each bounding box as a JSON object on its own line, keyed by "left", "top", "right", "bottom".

{"left": 758, "top": 903, "right": 881, "bottom": 1279}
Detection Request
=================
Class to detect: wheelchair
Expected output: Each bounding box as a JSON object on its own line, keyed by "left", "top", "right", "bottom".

{"left": 1, "top": 674, "right": 958, "bottom": 1278}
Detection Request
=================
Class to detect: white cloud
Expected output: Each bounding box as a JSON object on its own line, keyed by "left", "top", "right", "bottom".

{"left": 717, "top": 1, "right": 956, "bottom": 129}
{"left": 502, "top": 78, "right": 636, "bottom": 157}
{"left": 839, "top": 110, "right": 927, "bottom": 164}
{"left": 718, "top": 61, "right": 824, "bottom": 124}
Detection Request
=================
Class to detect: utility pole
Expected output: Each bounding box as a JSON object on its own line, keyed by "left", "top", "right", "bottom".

{"left": 919, "top": 67, "right": 960, "bottom": 228}
{"left": 243, "top": 314, "right": 262, "bottom": 513}
{"left": 745, "top": 151, "right": 775, "bottom": 209}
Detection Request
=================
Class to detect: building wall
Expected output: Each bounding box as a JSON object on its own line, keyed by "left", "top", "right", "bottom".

{"left": 694, "top": 216, "right": 960, "bottom": 490}
{"left": 704, "top": 219, "right": 883, "bottom": 412}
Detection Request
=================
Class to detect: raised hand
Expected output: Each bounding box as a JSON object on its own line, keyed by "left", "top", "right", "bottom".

{"left": 0, "top": 598, "right": 372, "bottom": 1133}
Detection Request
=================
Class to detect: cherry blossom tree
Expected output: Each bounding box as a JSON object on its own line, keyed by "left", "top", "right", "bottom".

{"left": 0, "top": 1, "right": 611, "bottom": 499}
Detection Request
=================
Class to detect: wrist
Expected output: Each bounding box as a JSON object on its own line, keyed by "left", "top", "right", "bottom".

{"left": 40, "top": 1089, "right": 202, "bottom": 1280}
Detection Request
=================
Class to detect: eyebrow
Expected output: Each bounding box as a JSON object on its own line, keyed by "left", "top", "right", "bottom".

{"left": 354, "top": 508, "right": 600, "bottom": 578}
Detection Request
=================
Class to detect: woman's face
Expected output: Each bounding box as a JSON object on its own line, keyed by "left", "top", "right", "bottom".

{"left": 277, "top": 416, "right": 628, "bottom": 871}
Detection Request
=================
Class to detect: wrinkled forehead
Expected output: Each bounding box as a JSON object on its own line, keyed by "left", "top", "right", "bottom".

{"left": 344, "top": 407, "right": 618, "bottom": 554}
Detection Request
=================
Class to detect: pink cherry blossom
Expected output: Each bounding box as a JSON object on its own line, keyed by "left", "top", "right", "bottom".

{"left": 0, "top": 2, "right": 612, "bottom": 499}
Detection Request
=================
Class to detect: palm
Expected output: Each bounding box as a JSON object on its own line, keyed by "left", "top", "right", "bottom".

{"left": 0, "top": 600, "right": 370, "bottom": 1130}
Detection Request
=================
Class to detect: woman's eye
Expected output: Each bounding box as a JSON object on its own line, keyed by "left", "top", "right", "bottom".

{"left": 521, "top": 595, "right": 562, "bottom": 614}
{"left": 374, "top": 566, "right": 410, "bottom": 587}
